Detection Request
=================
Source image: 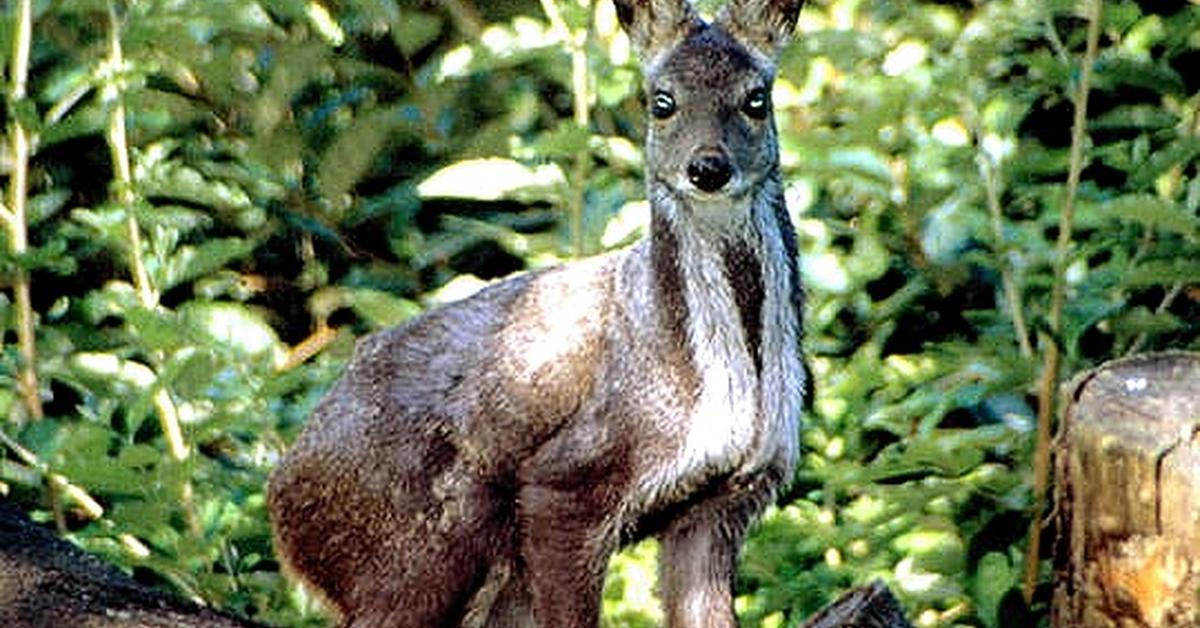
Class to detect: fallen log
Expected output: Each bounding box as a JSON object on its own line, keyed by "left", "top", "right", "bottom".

{"left": 800, "top": 580, "right": 914, "bottom": 628}
{"left": 1052, "top": 352, "right": 1200, "bottom": 627}
{"left": 0, "top": 500, "right": 256, "bottom": 627}
{"left": 0, "top": 498, "right": 912, "bottom": 627}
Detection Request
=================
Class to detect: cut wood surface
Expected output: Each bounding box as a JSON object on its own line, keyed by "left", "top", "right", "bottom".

{"left": 1052, "top": 352, "right": 1200, "bottom": 627}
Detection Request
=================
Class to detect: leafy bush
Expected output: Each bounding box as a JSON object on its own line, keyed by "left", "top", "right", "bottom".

{"left": 0, "top": 0, "right": 1196, "bottom": 627}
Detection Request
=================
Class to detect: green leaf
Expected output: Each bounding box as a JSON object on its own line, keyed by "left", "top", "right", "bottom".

{"left": 136, "top": 204, "right": 212, "bottom": 233}
{"left": 124, "top": 307, "right": 192, "bottom": 353}
{"left": 1121, "top": 260, "right": 1200, "bottom": 289}
{"left": 1093, "top": 56, "right": 1187, "bottom": 96}
{"left": 1089, "top": 105, "right": 1177, "bottom": 131}
{"left": 1128, "top": 138, "right": 1200, "bottom": 189}
{"left": 981, "top": 96, "right": 1033, "bottom": 136}
{"left": 1008, "top": 142, "right": 1070, "bottom": 181}
{"left": 973, "top": 552, "right": 1016, "bottom": 628}
{"left": 117, "top": 443, "right": 164, "bottom": 469}
{"left": 28, "top": 189, "right": 73, "bottom": 225}
{"left": 1063, "top": 291, "right": 1124, "bottom": 357}
{"left": 80, "top": 281, "right": 141, "bottom": 324}
{"left": 393, "top": 10, "right": 444, "bottom": 56}
{"left": 1100, "top": 1, "right": 1143, "bottom": 34}
{"left": 159, "top": 237, "right": 257, "bottom": 293}
{"left": 7, "top": 98, "right": 41, "bottom": 135}
{"left": 309, "top": 286, "right": 420, "bottom": 329}
{"left": 47, "top": 0, "right": 107, "bottom": 11}
{"left": 316, "top": 106, "right": 415, "bottom": 203}
{"left": 1110, "top": 306, "right": 1184, "bottom": 342}
{"left": 252, "top": 43, "right": 331, "bottom": 134}
{"left": 4, "top": 239, "right": 77, "bottom": 275}
{"left": 1094, "top": 194, "right": 1198, "bottom": 239}
{"left": 529, "top": 122, "right": 591, "bottom": 161}
{"left": 344, "top": 289, "right": 422, "bottom": 329}
{"left": 108, "top": 500, "right": 176, "bottom": 540}
{"left": 865, "top": 428, "right": 1011, "bottom": 481}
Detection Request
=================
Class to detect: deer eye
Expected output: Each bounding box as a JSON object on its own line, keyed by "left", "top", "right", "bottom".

{"left": 650, "top": 90, "right": 676, "bottom": 119}
{"left": 742, "top": 87, "right": 769, "bottom": 120}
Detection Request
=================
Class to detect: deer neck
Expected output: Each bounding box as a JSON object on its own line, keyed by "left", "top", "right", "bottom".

{"left": 645, "top": 171, "right": 804, "bottom": 476}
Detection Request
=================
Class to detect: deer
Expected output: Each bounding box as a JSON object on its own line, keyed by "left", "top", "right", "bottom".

{"left": 267, "top": 0, "right": 808, "bottom": 626}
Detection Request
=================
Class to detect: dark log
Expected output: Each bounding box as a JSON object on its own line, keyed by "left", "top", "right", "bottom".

{"left": 1052, "top": 352, "right": 1200, "bottom": 627}
{"left": 800, "top": 580, "right": 913, "bottom": 628}
{"left": 0, "top": 500, "right": 257, "bottom": 628}
{"left": 0, "top": 495, "right": 912, "bottom": 627}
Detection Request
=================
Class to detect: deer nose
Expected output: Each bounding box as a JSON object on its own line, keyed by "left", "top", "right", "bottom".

{"left": 686, "top": 152, "right": 733, "bottom": 193}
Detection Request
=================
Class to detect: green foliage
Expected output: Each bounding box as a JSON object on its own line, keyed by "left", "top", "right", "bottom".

{"left": 1, "top": 0, "right": 1197, "bottom": 627}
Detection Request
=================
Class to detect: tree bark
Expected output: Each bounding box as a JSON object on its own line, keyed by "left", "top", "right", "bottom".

{"left": 1053, "top": 352, "right": 1200, "bottom": 627}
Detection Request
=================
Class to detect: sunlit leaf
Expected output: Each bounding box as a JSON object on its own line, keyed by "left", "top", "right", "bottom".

{"left": 417, "top": 158, "right": 566, "bottom": 204}
{"left": 69, "top": 351, "right": 157, "bottom": 394}
{"left": 892, "top": 524, "right": 965, "bottom": 575}
{"left": 139, "top": 163, "right": 254, "bottom": 214}
{"left": 180, "top": 302, "right": 284, "bottom": 361}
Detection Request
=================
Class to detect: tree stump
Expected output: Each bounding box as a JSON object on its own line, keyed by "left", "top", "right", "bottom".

{"left": 1052, "top": 352, "right": 1200, "bottom": 627}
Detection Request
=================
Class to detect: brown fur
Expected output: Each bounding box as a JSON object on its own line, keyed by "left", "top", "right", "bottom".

{"left": 268, "top": 1, "right": 807, "bottom": 626}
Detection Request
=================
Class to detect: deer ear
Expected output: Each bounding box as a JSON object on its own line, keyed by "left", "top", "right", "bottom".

{"left": 716, "top": 0, "right": 804, "bottom": 60}
{"left": 613, "top": 0, "right": 701, "bottom": 61}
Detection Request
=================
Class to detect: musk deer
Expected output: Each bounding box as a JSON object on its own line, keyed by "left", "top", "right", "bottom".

{"left": 268, "top": 0, "right": 808, "bottom": 625}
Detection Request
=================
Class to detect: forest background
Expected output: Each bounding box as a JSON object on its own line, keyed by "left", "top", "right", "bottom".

{"left": 0, "top": 0, "right": 1197, "bottom": 626}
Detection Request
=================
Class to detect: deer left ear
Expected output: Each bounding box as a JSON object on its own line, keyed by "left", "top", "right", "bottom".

{"left": 716, "top": 0, "right": 804, "bottom": 61}
{"left": 613, "top": 0, "right": 702, "bottom": 62}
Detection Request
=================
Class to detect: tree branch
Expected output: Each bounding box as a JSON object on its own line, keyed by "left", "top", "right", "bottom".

{"left": 5, "top": 0, "right": 44, "bottom": 421}
{"left": 1024, "top": 0, "right": 1104, "bottom": 602}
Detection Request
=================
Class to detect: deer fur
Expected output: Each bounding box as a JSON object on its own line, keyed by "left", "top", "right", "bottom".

{"left": 267, "top": 1, "right": 807, "bottom": 626}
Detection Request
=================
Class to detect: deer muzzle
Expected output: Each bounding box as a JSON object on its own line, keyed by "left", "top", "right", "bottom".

{"left": 686, "top": 150, "right": 734, "bottom": 193}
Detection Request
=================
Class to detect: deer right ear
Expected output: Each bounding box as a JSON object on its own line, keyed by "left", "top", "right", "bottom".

{"left": 613, "top": 0, "right": 701, "bottom": 62}
{"left": 716, "top": 0, "right": 805, "bottom": 61}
